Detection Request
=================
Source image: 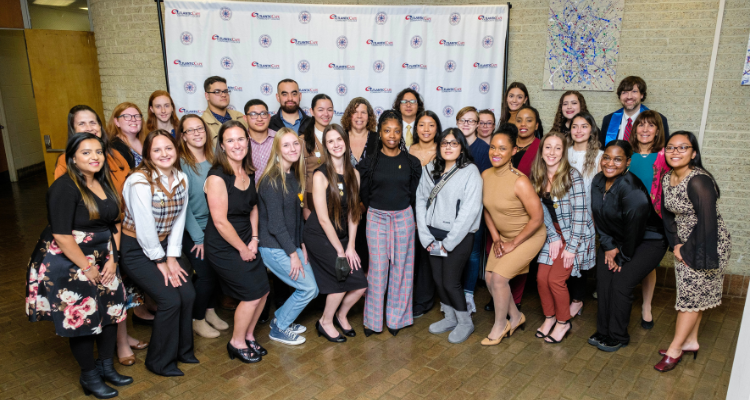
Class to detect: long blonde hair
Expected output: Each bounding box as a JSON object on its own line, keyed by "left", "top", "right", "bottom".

{"left": 531, "top": 131, "right": 572, "bottom": 199}
{"left": 258, "top": 128, "right": 306, "bottom": 194}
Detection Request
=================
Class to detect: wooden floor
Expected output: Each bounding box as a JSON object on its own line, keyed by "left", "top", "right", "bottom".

{"left": 0, "top": 173, "right": 741, "bottom": 400}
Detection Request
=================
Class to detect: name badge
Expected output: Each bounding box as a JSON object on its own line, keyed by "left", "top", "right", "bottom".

{"left": 337, "top": 183, "right": 343, "bottom": 190}
{"left": 315, "top": 151, "right": 321, "bottom": 158}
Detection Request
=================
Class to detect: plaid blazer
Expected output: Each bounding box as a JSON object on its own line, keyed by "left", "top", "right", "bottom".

{"left": 537, "top": 168, "right": 596, "bottom": 277}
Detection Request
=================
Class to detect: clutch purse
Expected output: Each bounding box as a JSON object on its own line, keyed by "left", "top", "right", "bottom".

{"left": 335, "top": 257, "right": 351, "bottom": 282}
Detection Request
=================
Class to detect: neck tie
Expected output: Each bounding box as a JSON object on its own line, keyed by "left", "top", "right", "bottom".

{"left": 405, "top": 125, "right": 412, "bottom": 147}
{"left": 623, "top": 117, "right": 632, "bottom": 141}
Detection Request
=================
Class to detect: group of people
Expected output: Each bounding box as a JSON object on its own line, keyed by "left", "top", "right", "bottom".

{"left": 24, "top": 74, "right": 730, "bottom": 398}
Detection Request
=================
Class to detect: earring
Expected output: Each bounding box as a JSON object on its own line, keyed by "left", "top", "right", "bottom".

{"left": 276, "top": 156, "right": 280, "bottom": 162}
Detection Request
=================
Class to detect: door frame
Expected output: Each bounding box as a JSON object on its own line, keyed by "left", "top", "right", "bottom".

{"left": 0, "top": 86, "right": 17, "bottom": 181}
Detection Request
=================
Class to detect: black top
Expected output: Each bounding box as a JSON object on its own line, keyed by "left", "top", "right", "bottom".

{"left": 357, "top": 149, "right": 422, "bottom": 212}
{"left": 469, "top": 139, "right": 492, "bottom": 173}
{"left": 257, "top": 172, "right": 304, "bottom": 255}
{"left": 368, "top": 151, "right": 411, "bottom": 211}
{"left": 306, "top": 165, "right": 349, "bottom": 239}
{"left": 48, "top": 174, "right": 120, "bottom": 234}
{"left": 511, "top": 149, "right": 526, "bottom": 169}
{"left": 662, "top": 173, "right": 721, "bottom": 270}
{"left": 351, "top": 131, "right": 379, "bottom": 166}
{"left": 204, "top": 166, "right": 258, "bottom": 247}
{"left": 541, "top": 193, "right": 558, "bottom": 224}
{"left": 591, "top": 171, "right": 665, "bottom": 266}
{"left": 111, "top": 137, "right": 135, "bottom": 169}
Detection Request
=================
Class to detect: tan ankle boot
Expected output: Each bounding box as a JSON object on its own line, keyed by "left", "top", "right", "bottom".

{"left": 193, "top": 319, "right": 220, "bottom": 338}
{"left": 205, "top": 309, "right": 229, "bottom": 330}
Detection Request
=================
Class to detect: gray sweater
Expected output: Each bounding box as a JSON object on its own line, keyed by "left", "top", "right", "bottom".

{"left": 257, "top": 173, "right": 304, "bottom": 255}
{"left": 415, "top": 162, "right": 483, "bottom": 252}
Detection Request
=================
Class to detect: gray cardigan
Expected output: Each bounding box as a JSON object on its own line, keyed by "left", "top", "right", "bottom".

{"left": 415, "top": 162, "right": 483, "bottom": 252}
{"left": 257, "top": 173, "right": 304, "bottom": 255}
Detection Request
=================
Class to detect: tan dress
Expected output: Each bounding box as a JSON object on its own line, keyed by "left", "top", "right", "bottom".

{"left": 482, "top": 164, "right": 546, "bottom": 279}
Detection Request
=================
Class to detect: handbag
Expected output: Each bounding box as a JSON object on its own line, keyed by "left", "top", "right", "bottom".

{"left": 335, "top": 257, "right": 351, "bottom": 282}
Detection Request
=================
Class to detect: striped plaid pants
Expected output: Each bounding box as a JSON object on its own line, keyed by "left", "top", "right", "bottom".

{"left": 364, "top": 207, "right": 416, "bottom": 331}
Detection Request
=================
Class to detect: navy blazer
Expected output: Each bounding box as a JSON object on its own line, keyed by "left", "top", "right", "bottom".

{"left": 598, "top": 108, "right": 670, "bottom": 147}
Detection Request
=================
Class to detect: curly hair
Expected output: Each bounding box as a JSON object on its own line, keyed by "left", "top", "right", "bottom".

{"left": 341, "top": 97, "right": 376, "bottom": 133}
{"left": 552, "top": 91, "right": 588, "bottom": 132}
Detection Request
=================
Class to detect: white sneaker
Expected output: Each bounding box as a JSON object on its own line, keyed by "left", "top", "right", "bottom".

{"left": 465, "top": 293, "right": 476, "bottom": 314}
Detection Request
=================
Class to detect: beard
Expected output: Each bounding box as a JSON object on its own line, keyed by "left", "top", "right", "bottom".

{"left": 281, "top": 102, "right": 300, "bottom": 114}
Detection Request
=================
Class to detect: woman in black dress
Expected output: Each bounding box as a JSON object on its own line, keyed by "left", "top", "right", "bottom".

{"left": 26, "top": 133, "right": 132, "bottom": 398}
{"left": 205, "top": 120, "right": 269, "bottom": 363}
{"left": 305, "top": 124, "right": 367, "bottom": 342}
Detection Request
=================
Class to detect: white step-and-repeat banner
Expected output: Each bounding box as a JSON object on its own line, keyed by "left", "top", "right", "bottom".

{"left": 165, "top": 1, "right": 509, "bottom": 129}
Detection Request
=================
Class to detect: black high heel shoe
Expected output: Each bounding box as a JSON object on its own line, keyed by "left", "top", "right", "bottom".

{"left": 544, "top": 321, "right": 572, "bottom": 344}
{"left": 246, "top": 340, "right": 268, "bottom": 356}
{"left": 333, "top": 315, "right": 356, "bottom": 337}
{"left": 227, "top": 342, "right": 261, "bottom": 363}
{"left": 388, "top": 327, "right": 400, "bottom": 336}
{"left": 535, "top": 316, "right": 556, "bottom": 339}
{"left": 363, "top": 328, "right": 381, "bottom": 337}
{"left": 316, "top": 321, "right": 346, "bottom": 343}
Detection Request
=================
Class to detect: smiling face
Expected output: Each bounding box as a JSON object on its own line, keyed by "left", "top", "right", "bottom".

{"left": 542, "top": 136, "right": 564, "bottom": 169}
{"left": 489, "top": 133, "right": 517, "bottom": 169}
{"left": 150, "top": 96, "right": 173, "bottom": 123}
{"left": 350, "top": 103, "right": 369, "bottom": 132}
{"left": 457, "top": 111, "right": 478, "bottom": 137}
{"left": 416, "top": 116, "right": 437, "bottom": 143}
{"left": 313, "top": 99, "right": 333, "bottom": 130}
{"left": 150, "top": 135, "right": 177, "bottom": 174}
{"left": 636, "top": 119, "right": 657, "bottom": 146}
{"left": 276, "top": 81, "right": 301, "bottom": 114}
{"left": 600, "top": 145, "right": 631, "bottom": 179}
{"left": 73, "top": 110, "right": 102, "bottom": 137}
{"left": 619, "top": 85, "right": 643, "bottom": 112}
{"left": 115, "top": 107, "right": 142, "bottom": 136}
{"left": 399, "top": 92, "right": 418, "bottom": 119}
{"left": 562, "top": 94, "right": 581, "bottom": 121}
{"left": 324, "top": 129, "right": 347, "bottom": 159}
{"left": 440, "top": 133, "right": 461, "bottom": 162}
{"left": 181, "top": 117, "right": 206, "bottom": 150}
{"left": 74, "top": 138, "right": 105, "bottom": 175}
{"left": 570, "top": 116, "right": 591, "bottom": 145}
{"left": 506, "top": 88, "right": 527, "bottom": 111}
{"left": 380, "top": 119, "right": 403, "bottom": 151}
{"left": 279, "top": 132, "right": 301, "bottom": 164}
{"left": 515, "top": 109, "right": 538, "bottom": 140}
{"left": 478, "top": 114, "right": 495, "bottom": 139}
{"left": 245, "top": 104, "right": 271, "bottom": 134}
{"left": 664, "top": 134, "right": 696, "bottom": 169}
{"left": 221, "top": 126, "right": 249, "bottom": 163}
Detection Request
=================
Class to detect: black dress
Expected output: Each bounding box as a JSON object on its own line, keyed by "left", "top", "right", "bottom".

{"left": 304, "top": 165, "right": 368, "bottom": 294}
{"left": 205, "top": 167, "right": 269, "bottom": 301}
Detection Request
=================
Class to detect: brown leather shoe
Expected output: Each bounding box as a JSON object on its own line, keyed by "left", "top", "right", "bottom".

{"left": 118, "top": 355, "right": 135, "bottom": 366}
{"left": 129, "top": 340, "right": 149, "bottom": 350}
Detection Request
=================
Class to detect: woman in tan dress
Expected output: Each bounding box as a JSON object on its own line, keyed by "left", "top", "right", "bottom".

{"left": 481, "top": 123, "right": 546, "bottom": 345}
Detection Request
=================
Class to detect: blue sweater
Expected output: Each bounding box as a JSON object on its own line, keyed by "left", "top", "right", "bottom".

{"left": 469, "top": 138, "right": 492, "bottom": 173}
{"left": 180, "top": 159, "right": 211, "bottom": 244}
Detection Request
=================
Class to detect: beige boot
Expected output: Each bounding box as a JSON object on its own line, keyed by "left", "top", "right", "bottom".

{"left": 205, "top": 308, "right": 229, "bottom": 330}
{"left": 193, "top": 319, "right": 220, "bottom": 338}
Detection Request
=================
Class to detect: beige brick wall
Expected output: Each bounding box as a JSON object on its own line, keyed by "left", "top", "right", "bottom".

{"left": 90, "top": 0, "right": 750, "bottom": 273}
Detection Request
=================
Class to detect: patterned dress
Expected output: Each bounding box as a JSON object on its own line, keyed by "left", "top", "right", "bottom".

{"left": 662, "top": 168, "right": 731, "bottom": 311}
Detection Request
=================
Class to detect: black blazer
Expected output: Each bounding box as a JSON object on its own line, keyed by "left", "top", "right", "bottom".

{"left": 269, "top": 107, "right": 312, "bottom": 134}
{"left": 599, "top": 109, "right": 670, "bottom": 147}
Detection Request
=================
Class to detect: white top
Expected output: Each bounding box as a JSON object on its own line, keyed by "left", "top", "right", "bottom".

{"left": 122, "top": 169, "right": 188, "bottom": 260}
{"left": 617, "top": 108, "right": 641, "bottom": 139}
{"left": 567, "top": 147, "right": 603, "bottom": 215}
{"left": 314, "top": 127, "right": 324, "bottom": 143}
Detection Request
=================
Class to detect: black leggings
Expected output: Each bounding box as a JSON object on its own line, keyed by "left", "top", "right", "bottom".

{"left": 183, "top": 230, "right": 218, "bottom": 320}
{"left": 568, "top": 269, "right": 589, "bottom": 301}
{"left": 428, "top": 234, "right": 474, "bottom": 312}
{"left": 69, "top": 324, "right": 117, "bottom": 372}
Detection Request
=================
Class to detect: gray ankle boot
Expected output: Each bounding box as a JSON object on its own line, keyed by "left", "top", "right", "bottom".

{"left": 448, "top": 310, "right": 474, "bottom": 344}
{"left": 429, "top": 303, "right": 457, "bottom": 334}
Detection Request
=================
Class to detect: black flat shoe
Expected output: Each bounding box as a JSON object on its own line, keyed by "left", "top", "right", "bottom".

{"left": 333, "top": 315, "right": 356, "bottom": 337}
{"left": 316, "top": 321, "right": 346, "bottom": 343}
{"left": 363, "top": 328, "right": 381, "bottom": 337}
{"left": 484, "top": 300, "right": 494, "bottom": 312}
{"left": 80, "top": 369, "right": 117, "bottom": 399}
{"left": 132, "top": 314, "right": 154, "bottom": 326}
{"left": 641, "top": 317, "right": 654, "bottom": 330}
{"left": 96, "top": 358, "right": 133, "bottom": 386}
{"left": 246, "top": 340, "right": 268, "bottom": 356}
{"left": 227, "top": 342, "right": 261, "bottom": 363}
{"left": 177, "top": 355, "right": 200, "bottom": 364}
{"left": 388, "top": 327, "right": 400, "bottom": 336}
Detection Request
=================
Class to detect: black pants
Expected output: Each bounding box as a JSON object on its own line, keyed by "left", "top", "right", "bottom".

{"left": 120, "top": 235, "right": 196, "bottom": 375}
{"left": 596, "top": 239, "right": 667, "bottom": 344}
{"left": 69, "top": 324, "right": 117, "bottom": 372}
{"left": 568, "top": 269, "right": 588, "bottom": 301}
{"left": 429, "top": 234, "right": 474, "bottom": 312}
{"left": 413, "top": 241, "right": 435, "bottom": 314}
{"left": 182, "top": 231, "right": 218, "bottom": 320}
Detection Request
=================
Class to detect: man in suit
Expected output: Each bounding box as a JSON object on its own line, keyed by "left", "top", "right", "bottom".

{"left": 201, "top": 76, "right": 247, "bottom": 141}
{"left": 599, "top": 76, "right": 669, "bottom": 146}
{"left": 268, "top": 79, "right": 312, "bottom": 134}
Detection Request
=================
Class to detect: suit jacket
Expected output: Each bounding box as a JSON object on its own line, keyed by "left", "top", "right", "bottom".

{"left": 201, "top": 108, "right": 247, "bottom": 142}
{"left": 599, "top": 105, "right": 669, "bottom": 146}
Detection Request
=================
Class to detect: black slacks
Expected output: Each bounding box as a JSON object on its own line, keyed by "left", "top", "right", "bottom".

{"left": 120, "top": 235, "right": 196, "bottom": 375}
{"left": 596, "top": 239, "right": 667, "bottom": 344}
{"left": 182, "top": 230, "right": 218, "bottom": 320}
{"left": 429, "top": 234, "right": 474, "bottom": 312}
{"left": 413, "top": 240, "right": 435, "bottom": 314}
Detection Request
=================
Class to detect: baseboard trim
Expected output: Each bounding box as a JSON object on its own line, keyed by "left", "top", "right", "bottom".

{"left": 16, "top": 162, "right": 44, "bottom": 179}
{"left": 656, "top": 266, "right": 748, "bottom": 298}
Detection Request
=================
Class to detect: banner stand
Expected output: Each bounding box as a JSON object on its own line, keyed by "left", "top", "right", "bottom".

{"left": 504, "top": 2, "right": 511, "bottom": 93}
{"left": 155, "top": 0, "right": 171, "bottom": 92}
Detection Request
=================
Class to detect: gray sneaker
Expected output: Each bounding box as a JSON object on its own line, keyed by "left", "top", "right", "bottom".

{"left": 269, "top": 320, "right": 306, "bottom": 345}
{"left": 271, "top": 318, "right": 306, "bottom": 334}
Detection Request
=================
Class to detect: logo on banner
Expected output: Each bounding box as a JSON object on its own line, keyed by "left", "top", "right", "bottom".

{"left": 259, "top": 35, "right": 272, "bottom": 47}
{"left": 251, "top": 12, "right": 280, "bottom": 20}
{"left": 180, "top": 32, "right": 193, "bottom": 45}
{"left": 365, "top": 86, "right": 392, "bottom": 94}
{"left": 300, "top": 88, "right": 319, "bottom": 94}
{"left": 328, "top": 63, "right": 355, "bottom": 70}
{"left": 482, "top": 36, "right": 494, "bottom": 48}
{"left": 212, "top": 34, "right": 240, "bottom": 43}
{"left": 334, "top": 110, "right": 345, "bottom": 117}
{"left": 184, "top": 81, "right": 196, "bottom": 94}
{"left": 405, "top": 15, "right": 432, "bottom": 22}
{"left": 439, "top": 39, "right": 465, "bottom": 47}
{"left": 444, "top": 60, "right": 457, "bottom": 72}
{"left": 298, "top": 60, "right": 310, "bottom": 73}
{"left": 302, "top": 107, "right": 311, "bottom": 116}
{"left": 336, "top": 36, "right": 348, "bottom": 49}
{"left": 227, "top": 86, "right": 242, "bottom": 92}
{"left": 478, "top": 15, "right": 502, "bottom": 22}
{"left": 402, "top": 63, "right": 427, "bottom": 70}
{"left": 329, "top": 14, "right": 357, "bottom": 22}
{"left": 251, "top": 61, "right": 280, "bottom": 69}
{"left": 473, "top": 62, "right": 498, "bottom": 69}
{"left": 336, "top": 84, "right": 348, "bottom": 96}
{"left": 374, "top": 107, "right": 384, "bottom": 119}
{"left": 375, "top": 12, "right": 387, "bottom": 25}
{"left": 260, "top": 83, "right": 273, "bottom": 95}
{"left": 437, "top": 86, "right": 462, "bottom": 93}
{"left": 220, "top": 57, "right": 234, "bottom": 70}
{"left": 298, "top": 11, "right": 311, "bottom": 24}
{"left": 373, "top": 60, "right": 385, "bottom": 73}
{"left": 178, "top": 107, "right": 203, "bottom": 114}
{"left": 227, "top": 105, "right": 237, "bottom": 111}
{"left": 410, "top": 36, "right": 422, "bottom": 48}
{"left": 219, "top": 7, "right": 231, "bottom": 20}
{"left": 479, "top": 82, "right": 491, "bottom": 94}
{"left": 171, "top": 9, "right": 200, "bottom": 17}
{"left": 366, "top": 39, "right": 393, "bottom": 47}
{"left": 173, "top": 59, "right": 203, "bottom": 67}
{"left": 443, "top": 106, "right": 455, "bottom": 117}
{"left": 409, "top": 83, "right": 420, "bottom": 92}
{"left": 449, "top": 13, "right": 461, "bottom": 25}
{"left": 290, "top": 38, "right": 318, "bottom": 46}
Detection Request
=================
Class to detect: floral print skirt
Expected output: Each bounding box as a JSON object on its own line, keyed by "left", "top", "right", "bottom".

{"left": 25, "top": 226, "right": 127, "bottom": 337}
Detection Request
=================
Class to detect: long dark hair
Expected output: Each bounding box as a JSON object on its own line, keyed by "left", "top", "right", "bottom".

{"left": 413, "top": 110, "right": 442, "bottom": 145}
{"left": 67, "top": 105, "right": 126, "bottom": 173}
{"left": 303, "top": 94, "right": 333, "bottom": 154}
{"left": 500, "top": 82, "right": 530, "bottom": 123}
{"left": 133, "top": 130, "right": 183, "bottom": 187}
{"left": 65, "top": 133, "right": 121, "bottom": 219}
{"left": 213, "top": 120, "right": 254, "bottom": 176}
{"left": 517, "top": 105, "right": 545, "bottom": 140}
{"left": 552, "top": 91, "right": 588, "bottom": 132}
{"left": 431, "top": 128, "right": 473, "bottom": 180}
{"left": 568, "top": 112, "right": 602, "bottom": 177}
{"left": 667, "top": 131, "right": 720, "bottom": 198}
{"left": 320, "top": 124, "right": 361, "bottom": 230}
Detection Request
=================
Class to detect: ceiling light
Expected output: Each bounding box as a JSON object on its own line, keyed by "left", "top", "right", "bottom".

{"left": 33, "top": 0, "right": 76, "bottom": 6}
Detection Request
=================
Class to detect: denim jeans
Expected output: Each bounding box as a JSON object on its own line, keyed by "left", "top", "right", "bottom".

{"left": 259, "top": 247, "right": 319, "bottom": 330}
{"left": 462, "top": 222, "right": 485, "bottom": 293}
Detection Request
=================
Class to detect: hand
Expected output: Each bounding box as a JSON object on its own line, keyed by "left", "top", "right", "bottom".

{"left": 247, "top": 240, "right": 258, "bottom": 260}
{"left": 83, "top": 265, "right": 101, "bottom": 284}
{"left": 345, "top": 245, "right": 361, "bottom": 271}
{"left": 101, "top": 257, "right": 117, "bottom": 286}
{"left": 239, "top": 246, "right": 254, "bottom": 262}
{"left": 604, "top": 248, "right": 621, "bottom": 272}
{"left": 301, "top": 244, "right": 309, "bottom": 265}
{"left": 500, "top": 241, "right": 517, "bottom": 255}
{"left": 289, "top": 252, "right": 305, "bottom": 281}
{"left": 492, "top": 238, "right": 504, "bottom": 258}
{"left": 156, "top": 262, "right": 170, "bottom": 286}
{"left": 191, "top": 243, "right": 204, "bottom": 260}
{"left": 561, "top": 250, "right": 575, "bottom": 269}
{"left": 426, "top": 242, "right": 434, "bottom": 252}
{"left": 549, "top": 240, "right": 563, "bottom": 261}
{"left": 167, "top": 257, "right": 189, "bottom": 286}
{"left": 673, "top": 244, "right": 686, "bottom": 266}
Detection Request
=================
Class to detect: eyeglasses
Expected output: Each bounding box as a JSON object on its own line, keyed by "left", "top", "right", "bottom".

{"left": 400, "top": 99, "right": 417, "bottom": 105}
{"left": 601, "top": 155, "right": 626, "bottom": 165}
{"left": 440, "top": 140, "right": 460, "bottom": 148}
{"left": 459, "top": 119, "right": 478, "bottom": 125}
{"left": 209, "top": 90, "right": 230, "bottom": 95}
{"left": 478, "top": 122, "right": 494, "bottom": 127}
{"left": 117, "top": 114, "right": 142, "bottom": 121}
{"left": 246, "top": 111, "right": 269, "bottom": 119}
{"left": 183, "top": 126, "right": 205, "bottom": 136}
{"left": 665, "top": 145, "right": 693, "bottom": 153}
